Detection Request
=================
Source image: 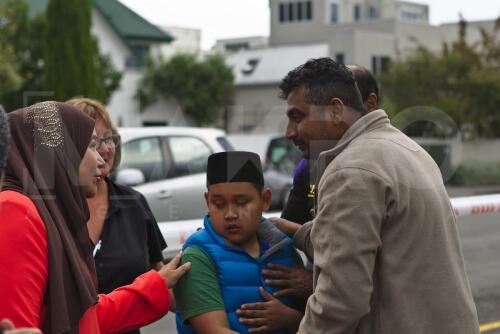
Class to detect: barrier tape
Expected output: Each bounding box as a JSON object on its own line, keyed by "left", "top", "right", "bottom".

{"left": 160, "top": 193, "right": 500, "bottom": 259}
{"left": 451, "top": 194, "right": 500, "bottom": 217}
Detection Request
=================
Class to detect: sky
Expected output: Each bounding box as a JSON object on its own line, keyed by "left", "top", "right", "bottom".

{"left": 119, "top": 0, "right": 500, "bottom": 50}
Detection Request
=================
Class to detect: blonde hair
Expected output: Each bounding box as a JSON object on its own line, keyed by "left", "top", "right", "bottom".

{"left": 66, "top": 97, "right": 121, "bottom": 173}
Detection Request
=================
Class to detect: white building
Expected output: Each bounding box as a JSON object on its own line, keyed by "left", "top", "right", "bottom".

{"left": 20, "top": 0, "right": 200, "bottom": 127}
{"left": 220, "top": 0, "right": 497, "bottom": 133}
{"left": 225, "top": 43, "right": 329, "bottom": 133}
{"left": 269, "top": 0, "right": 496, "bottom": 73}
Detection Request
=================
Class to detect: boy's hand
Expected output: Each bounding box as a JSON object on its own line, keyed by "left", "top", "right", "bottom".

{"left": 0, "top": 319, "right": 42, "bottom": 334}
{"left": 269, "top": 217, "right": 301, "bottom": 236}
{"left": 158, "top": 252, "right": 191, "bottom": 288}
{"left": 262, "top": 263, "right": 313, "bottom": 298}
{"left": 236, "top": 287, "right": 302, "bottom": 333}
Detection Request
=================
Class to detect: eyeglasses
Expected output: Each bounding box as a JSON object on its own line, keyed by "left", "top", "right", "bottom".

{"left": 96, "top": 134, "right": 121, "bottom": 148}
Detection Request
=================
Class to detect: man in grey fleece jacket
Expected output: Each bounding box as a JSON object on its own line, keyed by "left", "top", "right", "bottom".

{"left": 275, "top": 58, "right": 479, "bottom": 334}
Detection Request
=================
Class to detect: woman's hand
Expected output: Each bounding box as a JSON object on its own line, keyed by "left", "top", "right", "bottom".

{"left": 269, "top": 217, "right": 301, "bottom": 236}
{"left": 262, "top": 263, "right": 313, "bottom": 298}
{"left": 158, "top": 252, "right": 191, "bottom": 288}
{"left": 0, "top": 319, "right": 42, "bottom": 334}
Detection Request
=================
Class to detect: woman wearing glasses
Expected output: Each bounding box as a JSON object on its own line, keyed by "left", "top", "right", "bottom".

{"left": 67, "top": 98, "right": 168, "bottom": 334}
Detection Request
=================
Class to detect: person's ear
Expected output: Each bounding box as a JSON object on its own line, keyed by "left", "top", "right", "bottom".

{"left": 365, "top": 93, "right": 378, "bottom": 112}
{"left": 328, "top": 97, "right": 345, "bottom": 125}
{"left": 261, "top": 187, "right": 272, "bottom": 212}
{"left": 204, "top": 191, "right": 209, "bottom": 208}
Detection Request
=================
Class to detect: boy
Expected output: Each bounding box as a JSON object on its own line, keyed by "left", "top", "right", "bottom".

{"left": 174, "top": 151, "right": 303, "bottom": 334}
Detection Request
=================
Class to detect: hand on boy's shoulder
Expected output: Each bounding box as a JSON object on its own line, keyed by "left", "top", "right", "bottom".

{"left": 181, "top": 246, "right": 215, "bottom": 267}
{"left": 262, "top": 263, "right": 313, "bottom": 299}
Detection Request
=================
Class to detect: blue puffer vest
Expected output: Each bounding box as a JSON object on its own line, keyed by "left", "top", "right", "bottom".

{"left": 176, "top": 215, "right": 297, "bottom": 334}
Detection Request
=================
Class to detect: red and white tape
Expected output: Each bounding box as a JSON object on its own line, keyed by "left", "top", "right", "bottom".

{"left": 451, "top": 194, "right": 500, "bottom": 217}
{"left": 159, "top": 194, "right": 500, "bottom": 259}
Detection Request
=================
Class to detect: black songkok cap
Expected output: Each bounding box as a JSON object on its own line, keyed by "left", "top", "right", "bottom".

{"left": 207, "top": 151, "right": 264, "bottom": 187}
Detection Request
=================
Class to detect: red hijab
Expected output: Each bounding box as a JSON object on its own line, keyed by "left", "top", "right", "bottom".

{"left": 2, "top": 101, "right": 98, "bottom": 334}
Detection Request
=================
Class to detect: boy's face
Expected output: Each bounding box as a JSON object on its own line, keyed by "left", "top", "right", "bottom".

{"left": 205, "top": 182, "right": 271, "bottom": 247}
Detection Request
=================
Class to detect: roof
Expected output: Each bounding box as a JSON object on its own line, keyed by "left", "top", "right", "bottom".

{"left": 225, "top": 43, "right": 330, "bottom": 86}
{"left": 93, "top": 0, "right": 172, "bottom": 43}
{"left": 14, "top": 0, "right": 172, "bottom": 43}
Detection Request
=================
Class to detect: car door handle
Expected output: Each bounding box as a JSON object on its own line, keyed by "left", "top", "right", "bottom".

{"left": 157, "top": 189, "right": 172, "bottom": 199}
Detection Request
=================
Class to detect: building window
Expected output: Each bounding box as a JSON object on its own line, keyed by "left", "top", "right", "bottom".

{"left": 401, "top": 11, "right": 422, "bottom": 21}
{"left": 369, "top": 6, "right": 377, "bottom": 19}
{"left": 279, "top": 1, "right": 313, "bottom": 23}
{"left": 335, "top": 53, "right": 345, "bottom": 64}
{"left": 354, "top": 4, "right": 361, "bottom": 21}
{"left": 288, "top": 2, "right": 295, "bottom": 21}
{"left": 381, "top": 56, "right": 391, "bottom": 73}
{"left": 306, "top": 1, "right": 312, "bottom": 20}
{"left": 225, "top": 42, "right": 250, "bottom": 53}
{"left": 372, "top": 55, "right": 391, "bottom": 74}
{"left": 279, "top": 3, "right": 286, "bottom": 22}
{"left": 330, "top": 3, "right": 339, "bottom": 23}
{"left": 126, "top": 44, "right": 150, "bottom": 69}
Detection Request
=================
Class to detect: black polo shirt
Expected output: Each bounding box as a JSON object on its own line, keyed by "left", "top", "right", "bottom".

{"left": 94, "top": 179, "right": 167, "bottom": 334}
{"left": 281, "top": 159, "right": 317, "bottom": 224}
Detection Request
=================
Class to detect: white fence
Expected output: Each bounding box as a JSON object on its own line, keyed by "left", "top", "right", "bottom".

{"left": 159, "top": 194, "right": 500, "bottom": 260}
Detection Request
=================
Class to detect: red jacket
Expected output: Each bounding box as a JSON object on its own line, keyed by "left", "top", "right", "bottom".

{"left": 0, "top": 190, "right": 170, "bottom": 333}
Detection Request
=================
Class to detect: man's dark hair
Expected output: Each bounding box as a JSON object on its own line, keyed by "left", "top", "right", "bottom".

{"left": 348, "top": 65, "right": 379, "bottom": 104}
{"left": 0, "top": 107, "right": 10, "bottom": 175}
{"left": 279, "top": 57, "right": 364, "bottom": 112}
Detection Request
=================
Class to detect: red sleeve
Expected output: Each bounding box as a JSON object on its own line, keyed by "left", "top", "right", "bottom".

{"left": 0, "top": 191, "right": 48, "bottom": 329}
{"left": 95, "top": 270, "right": 171, "bottom": 334}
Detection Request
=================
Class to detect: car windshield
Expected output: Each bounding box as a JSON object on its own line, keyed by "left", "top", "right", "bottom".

{"left": 266, "top": 137, "right": 302, "bottom": 175}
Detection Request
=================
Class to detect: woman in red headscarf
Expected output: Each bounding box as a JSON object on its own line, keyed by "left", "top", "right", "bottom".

{"left": 0, "top": 102, "right": 190, "bottom": 334}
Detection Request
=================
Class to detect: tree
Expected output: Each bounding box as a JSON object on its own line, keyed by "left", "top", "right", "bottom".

{"left": 44, "top": 0, "right": 99, "bottom": 101}
{"left": 0, "top": 1, "right": 21, "bottom": 94}
{"left": 0, "top": 48, "right": 22, "bottom": 95}
{"left": 0, "top": 0, "right": 122, "bottom": 111}
{"left": 378, "top": 16, "right": 500, "bottom": 138}
{"left": 0, "top": 0, "right": 45, "bottom": 109}
{"left": 137, "top": 53, "right": 234, "bottom": 126}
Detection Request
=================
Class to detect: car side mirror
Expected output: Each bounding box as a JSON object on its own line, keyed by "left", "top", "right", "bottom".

{"left": 114, "top": 168, "right": 145, "bottom": 186}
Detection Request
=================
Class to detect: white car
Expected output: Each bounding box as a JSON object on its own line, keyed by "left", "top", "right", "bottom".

{"left": 116, "top": 127, "right": 233, "bottom": 222}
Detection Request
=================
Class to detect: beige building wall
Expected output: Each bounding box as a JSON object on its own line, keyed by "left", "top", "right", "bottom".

{"left": 352, "top": 29, "right": 396, "bottom": 66}
{"left": 325, "top": 21, "right": 396, "bottom": 67}
{"left": 270, "top": 0, "right": 331, "bottom": 46}
{"left": 228, "top": 0, "right": 496, "bottom": 134}
{"left": 394, "top": 21, "right": 443, "bottom": 56}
